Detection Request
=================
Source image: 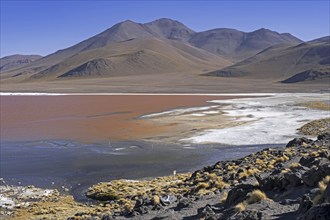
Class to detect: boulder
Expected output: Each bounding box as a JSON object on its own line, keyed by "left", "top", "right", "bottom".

{"left": 298, "top": 203, "right": 330, "bottom": 220}
{"left": 175, "top": 198, "right": 192, "bottom": 210}
{"left": 197, "top": 204, "right": 220, "bottom": 220}
{"left": 302, "top": 163, "right": 330, "bottom": 187}
{"left": 299, "top": 156, "right": 320, "bottom": 168}
{"left": 160, "top": 195, "right": 177, "bottom": 206}
{"left": 297, "top": 195, "right": 313, "bottom": 215}
{"left": 101, "top": 214, "right": 114, "bottom": 220}
{"left": 324, "top": 183, "right": 330, "bottom": 203}
{"left": 286, "top": 137, "right": 313, "bottom": 148}
{"left": 225, "top": 184, "right": 259, "bottom": 208}
{"left": 284, "top": 171, "right": 303, "bottom": 188}
{"left": 317, "top": 133, "right": 330, "bottom": 142}
{"left": 255, "top": 173, "right": 287, "bottom": 191}
{"left": 228, "top": 210, "right": 264, "bottom": 220}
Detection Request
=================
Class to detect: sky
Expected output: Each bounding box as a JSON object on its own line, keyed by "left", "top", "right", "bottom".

{"left": 1, "top": 0, "right": 329, "bottom": 57}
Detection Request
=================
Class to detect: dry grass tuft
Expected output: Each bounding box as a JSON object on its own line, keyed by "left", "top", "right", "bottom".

{"left": 220, "top": 192, "right": 228, "bottom": 204}
{"left": 246, "top": 190, "right": 267, "bottom": 204}
{"left": 195, "top": 182, "right": 209, "bottom": 192}
{"left": 289, "top": 162, "right": 301, "bottom": 169}
{"left": 234, "top": 202, "right": 246, "bottom": 212}
{"left": 152, "top": 195, "right": 160, "bottom": 205}
{"left": 310, "top": 151, "right": 319, "bottom": 157}
{"left": 319, "top": 176, "right": 330, "bottom": 192}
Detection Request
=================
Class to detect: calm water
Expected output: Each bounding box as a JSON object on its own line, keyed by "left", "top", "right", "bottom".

{"left": 0, "top": 139, "right": 282, "bottom": 201}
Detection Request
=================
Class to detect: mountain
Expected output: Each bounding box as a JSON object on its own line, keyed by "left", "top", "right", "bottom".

{"left": 205, "top": 36, "right": 330, "bottom": 83}
{"left": 0, "top": 18, "right": 307, "bottom": 83}
{"left": 29, "top": 38, "right": 230, "bottom": 80}
{"left": 0, "top": 54, "right": 42, "bottom": 72}
{"left": 189, "top": 28, "right": 302, "bottom": 61}
{"left": 144, "top": 18, "right": 195, "bottom": 41}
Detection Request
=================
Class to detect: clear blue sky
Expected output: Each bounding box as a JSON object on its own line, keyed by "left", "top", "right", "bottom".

{"left": 1, "top": 0, "right": 329, "bottom": 57}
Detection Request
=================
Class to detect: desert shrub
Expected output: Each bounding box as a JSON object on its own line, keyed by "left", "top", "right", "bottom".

{"left": 319, "top": 175, "right": 330, "bottom": 192}
{"left": 220, "top": 192, "right": 228, "bottom": 204}
{"left": 246, "top": 190, "right": 267, "bottom": 204}
{"left": 234, "top": 202, "right": 246, "bottom": 212}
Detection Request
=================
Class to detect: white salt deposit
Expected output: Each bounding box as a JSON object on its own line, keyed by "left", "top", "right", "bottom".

{"left": 182, "top": 93, "right": 330, "bottom": 145}
{"left": 0, "top": 195, "right": 15, "bottom": 209}
{"left": 191, "top": 113, "right": 206, "bottom": 117}
{"left": 141, "top": 106, "right": 218, "bottom": 118}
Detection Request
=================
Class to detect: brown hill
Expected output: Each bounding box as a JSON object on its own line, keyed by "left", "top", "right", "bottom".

{"left": 28, "top": 38, "right": 230, "bottom": 80}
{"left": 1, "top": 18, "right": 306, "bottom": 82}
{"left": 205, "top": 36, "right": 330, "bottom": 83}
{"left": 189, "top": 28, "right": 302, "bottom": 61}
{"left": 0, "top": 55, "right": 42, "bottom": 72}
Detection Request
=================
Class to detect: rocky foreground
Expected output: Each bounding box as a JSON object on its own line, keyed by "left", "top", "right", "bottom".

{"left": 1, "top": 133, "right": 330, "bottom": 219}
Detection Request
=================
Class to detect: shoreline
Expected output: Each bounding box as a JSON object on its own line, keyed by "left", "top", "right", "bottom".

{"left": 1, "top": 133, "right": 329, "bottom": 219}
{"left": 1, "top": 139, "right": 283, "bottom": 201}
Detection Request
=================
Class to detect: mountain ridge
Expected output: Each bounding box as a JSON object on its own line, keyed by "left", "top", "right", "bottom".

{"left": 205, "top": 36, "right": 330, "bottom": 83}
{"left": 2, "top": 18, "right": 327, "bottom": 87}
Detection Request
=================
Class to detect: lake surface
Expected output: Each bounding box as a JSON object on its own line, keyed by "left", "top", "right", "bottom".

{"left": 0, "top": 139, "right": 279, "bottom": 201}
{"left": 1, "top": 93, "right": 327, "bottom": 201}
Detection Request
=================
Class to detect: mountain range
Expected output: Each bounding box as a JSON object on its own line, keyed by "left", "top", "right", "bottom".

{"left": 0, "top": 18, "right": 329, "bottom": 88}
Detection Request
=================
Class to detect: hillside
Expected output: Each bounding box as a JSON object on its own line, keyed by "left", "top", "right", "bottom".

{"left": 27, "top": 38, "right": 230, "bottom": 80}
{"left": 0, "top": 18, "right": 306, "bottom": 83}
{"left": 206, "top": 36, "right": 330, "bottom": 83}
{"left": 189, "top": 28, "right": 302, "bottom": 61}
{"left": 0, "top": 54, "right": 42, "bottom": 72}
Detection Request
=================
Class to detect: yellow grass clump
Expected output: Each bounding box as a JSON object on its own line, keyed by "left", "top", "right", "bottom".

{"left": 246, "top": 190, "right": 267, "bottom": 204}
{"left": 310, "top": 151, "right": 319, "bottom": 157}
{"left": 152, "top": 195, "right": 160, "bottom": 205}
{"left": 213, "top": 177, "right": 227, "bottom": 189}
{"left": 238, "top": 172, "right": 249, "bottom": 180}
{"left": 319, "top": 176, "right": 330, "bottom": 192}
{"left": 208, "top": 173, "right": 218, "bottom": 180}
{"left": 234, "top": 202, "right": 246, "bottom": 212}
{"left": 289, "top": 162, "right": 301, "bottom": 169}
{"left": 281, "top": 168, "right": 290, "bottom": 174}
{"left": 220, "top": 192, "right": 228, "bottom": 204}
{"left": 195, "top": 182, "right": 210, "bottom": 192}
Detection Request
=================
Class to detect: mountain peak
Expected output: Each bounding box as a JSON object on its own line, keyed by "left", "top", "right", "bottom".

{"left": 148, "top": 18, "right": 186, "bottom": 26}
{"left": 144, "top": 18, "right": 195, "bottom": 41}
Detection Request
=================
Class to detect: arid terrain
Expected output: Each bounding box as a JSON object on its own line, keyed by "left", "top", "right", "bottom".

{"left": 1, "top": 17, "right": 329, "bottom": 220}
{"left": 0, "top": 19, "right": 329, "bottom": 93}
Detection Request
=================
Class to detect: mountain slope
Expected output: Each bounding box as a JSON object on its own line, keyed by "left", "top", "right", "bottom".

{"left": 205, "top": 36, "right": 330, "bottom": 83}
{"left": 28, "top": 38, "right": 230, "bottom": 80}
{"left": 0, "top": 18, "right": 307, "bottom": 82}
{"left": 0, "top": 55, "right": 42, "bottom": 72}
{"left": 189, "top": 28, "right": 302, "bottom": 61}
{"left": 144, "top": 18, "right": 195, "bottom": 41}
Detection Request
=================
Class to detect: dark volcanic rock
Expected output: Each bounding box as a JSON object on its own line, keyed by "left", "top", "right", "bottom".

{"left": 228, "top": 210, "right": 264, "bottom": 220}
{"left": 284, "top": 171, "right": 303, "bottom": 188}
{"left": 286, "top": 137, "right": 313, "bottom": 148}
{"left": 302, "top": 163, "right": 330, "bottom": 187}
{"left": 198, "top": 204, "right": 217, "bottom": 219}
{"left": 225, "top": 184, "right": 259, "bottom": 208}
{"left": 325, "top": 183, "right": 330, "bottom": 203}
{"left": 318, "top": 133, "right": 330, "bottom": 142}
{"left": 175, "top": 198, "right": 192, "bottom": 210}
{"left": 297, "top": 195, "right": 313, "bottom": 215}
{"left": 299, "top": 156, "right": 321, "bottom": 168}
{"left": 101, "top": 214, "right": 114, "bottom": 220}
{"left": 298, "top": 203, "right": 330, "bottom": 220}
{"left": 255, "top": 173, "right": 286, "bottom": 191}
